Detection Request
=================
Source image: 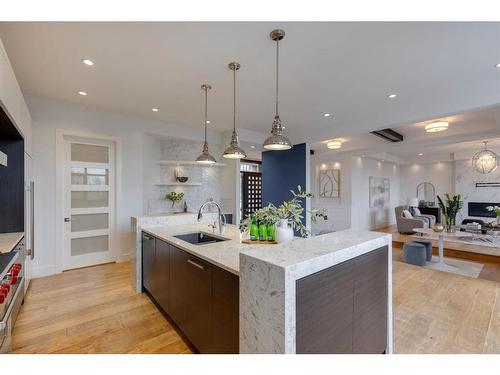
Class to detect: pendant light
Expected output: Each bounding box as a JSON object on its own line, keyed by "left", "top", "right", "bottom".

{"left": 263, "top": 29, "right": 292, "bottom": 151}
{"left": 196, "top": 84, "right": 217, "bottom": 164}
{"left": 223, "top": 62, "right": 247, "bottom": 159}
{"left": 472, "top": 141, "right": 498, "bottom": 174}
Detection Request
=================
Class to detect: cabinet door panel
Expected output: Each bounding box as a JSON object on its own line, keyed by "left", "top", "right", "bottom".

{"left": 212, "top": 267, "right": 239, "bottom": 353}
{"left": 141, "top": 233, "right": 155, "bottom": 293}
{"left": 353, "top": 246, "right": 388, "bottom": 354}
{"left": 154, "top": 239, "right": 170, "bottom": 314}
{"left": 169, "top": 245, "right": 189, "bottom": 328}
{"left": 183, "top": 255, "right": 212, "bottom": 353}
{"left": 296, "top": 259, "right": 354, "bottom": 354}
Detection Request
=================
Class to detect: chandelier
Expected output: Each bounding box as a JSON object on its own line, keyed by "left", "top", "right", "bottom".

{"left": 472, "top": 141, "right": 498, "bottom": 174}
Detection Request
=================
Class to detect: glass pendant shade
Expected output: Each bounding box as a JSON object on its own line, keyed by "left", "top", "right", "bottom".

{"left": 263, "top": 29, "right": 292, "bottom": 151}
{"left": 472, "top": 142, "right": 498, "bottom": 174}
{"left": 196, "top": 84, "right": 216, "bottom": 164}
{"left": 223, "top": 62, "right": 247, "bottom": 159}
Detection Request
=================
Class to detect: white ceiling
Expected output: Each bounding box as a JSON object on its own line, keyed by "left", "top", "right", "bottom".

{"left": 1, "top": 22, "right": 500, "bottom": 145}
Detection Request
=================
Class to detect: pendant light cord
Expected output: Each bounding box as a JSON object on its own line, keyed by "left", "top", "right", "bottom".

{"left": 204, "top": 86, "right": 208, "bottom": 142}
{"left": 275, "top": 38, "right": 279, "bottom": 117}
{"left": 233, "top": 67, "right": 236, "bottom": 132}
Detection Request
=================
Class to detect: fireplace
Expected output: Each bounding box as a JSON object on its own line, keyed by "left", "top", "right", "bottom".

{"left": 468, "top": 202, "right": 500, "bottom": 218}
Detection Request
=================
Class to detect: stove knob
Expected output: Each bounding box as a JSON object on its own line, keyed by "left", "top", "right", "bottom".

{"left": 1, "top": 284, "right": 10, "bottom": 293}
{"left": 11, "top": 275, "right": 18, "bottom": 285}
{"left": 0, "top": 294, "right": 5, "bottom": 304}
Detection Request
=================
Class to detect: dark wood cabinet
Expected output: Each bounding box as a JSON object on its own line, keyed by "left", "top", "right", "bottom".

{"left": 419, "top": 207, "right": 442, "bottom": 224}
{"left": 144, "top": 234, "right": 239, "bottom": 354}
{"left": 296, "top": 246, "right": 388, "bottom": 354}
{"left": 141, "top": 233, "right": 155, "bottom": 293}
{"left": 183, "top": 255, "right": 213, "bottom": 353}
{"left": 353, "top": 247, "right": 388, "bottom": 354}
{"left": 212, "top": 267, "right": 240, "bottom": 353}
{"left": 168, "top": 244, "right": 189, "bottom": 327}
{"left": 154, "top": 239, "right": 171, "bottom": 314}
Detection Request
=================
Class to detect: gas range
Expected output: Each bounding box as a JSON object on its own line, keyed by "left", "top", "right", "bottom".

{"left": 0, "top": 237, "right": 25, "bottom": 353}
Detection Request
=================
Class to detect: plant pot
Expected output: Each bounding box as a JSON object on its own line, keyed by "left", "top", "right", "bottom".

{"left": 446, "top": 224, "right": 456, "bottom": 233}
{"left": 276, "top": 219, "right": 294, "bottom": 244}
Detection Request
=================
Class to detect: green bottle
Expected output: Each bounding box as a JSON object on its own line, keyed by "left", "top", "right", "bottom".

{"left": 258, "top": 220, "right": 268, "bottom": 241}
{"left": 250, "top": 218, "right": 258, "bottom": 241}
{"left": 267, "top": 221, "right": 276, "bottom": 241}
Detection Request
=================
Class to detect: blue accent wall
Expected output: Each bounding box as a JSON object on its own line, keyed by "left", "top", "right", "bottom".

{"left": 262, "top": 143, "right": 308, "bottom": 232}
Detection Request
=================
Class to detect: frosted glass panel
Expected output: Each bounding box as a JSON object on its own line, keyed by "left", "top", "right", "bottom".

{"left": 71, "top": 143, "right": 109, "bottom": 163}
{"left": 71, "top": 235, "right": 108, "bottom": 256}
{"left": 71, "top": 191, "right": 109, "bottom": 208}
{"left": 71, "top": 213, "right": 109, "bottom": 232}
{"left": 71, "top": 167, "right": 109, "bottom": 185}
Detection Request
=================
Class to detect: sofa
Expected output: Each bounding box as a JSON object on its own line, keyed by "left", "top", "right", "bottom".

{"left": 395, "top": 205, "right": 431, "bottom": 234}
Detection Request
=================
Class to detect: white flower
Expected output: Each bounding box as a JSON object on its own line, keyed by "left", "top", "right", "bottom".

{"left": 487, "top": 206, "right": 494, "bottom": 211}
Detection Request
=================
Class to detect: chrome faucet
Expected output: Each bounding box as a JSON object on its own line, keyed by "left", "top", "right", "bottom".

{"left": 197, "top": 198, "right": 226, "bottom": 235}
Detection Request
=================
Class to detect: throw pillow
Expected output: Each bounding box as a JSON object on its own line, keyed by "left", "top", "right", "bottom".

{"left": 411, "top": 207, "right": 421, "bottom": 216}
{"left": 402, "top": 209, "right": 413, "bottom": 219}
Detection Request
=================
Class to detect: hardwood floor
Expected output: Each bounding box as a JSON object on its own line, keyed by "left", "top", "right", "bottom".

{"left": 12, "top": 257, "right": 500, "bottom": 354}
{"left": 12, "top": 262, "right": 194, "bottom": 354}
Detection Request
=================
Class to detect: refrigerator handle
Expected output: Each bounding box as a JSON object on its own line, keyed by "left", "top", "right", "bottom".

{"left": 30, "top": 181, "right": 34, "bottom": 260}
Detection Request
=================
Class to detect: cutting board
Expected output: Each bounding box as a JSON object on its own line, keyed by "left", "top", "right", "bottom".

{"left": 241, "top": 239, "right": 278, "bottom": 245}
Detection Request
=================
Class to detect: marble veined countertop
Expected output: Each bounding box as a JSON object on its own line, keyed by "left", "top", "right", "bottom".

{"left": 0, "top": 232, "right": 24, "bottom": 254}
{"left": 142, "top": 224, "right": 391, "bottom": 278}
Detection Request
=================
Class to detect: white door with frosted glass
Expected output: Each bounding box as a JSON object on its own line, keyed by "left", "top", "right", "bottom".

{"left": 63, "top": 140, "right": 115, "bottom": 270}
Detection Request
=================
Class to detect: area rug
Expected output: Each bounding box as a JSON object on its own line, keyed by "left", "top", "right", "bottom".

{"left": 423, "top": 256, "right": 484, "bottom": 278}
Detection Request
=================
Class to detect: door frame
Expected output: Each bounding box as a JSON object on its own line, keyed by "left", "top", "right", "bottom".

{"left": 55, "top": 129, "right": 122, "bottom": 274}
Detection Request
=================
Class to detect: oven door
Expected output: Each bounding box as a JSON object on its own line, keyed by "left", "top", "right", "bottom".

{"left": 0, "top": 277, "right": 24, "bottom": 353}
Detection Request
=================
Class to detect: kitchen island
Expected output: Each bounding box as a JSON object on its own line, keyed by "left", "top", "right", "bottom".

{"left": 137, "top": 223, "right": 392, "bottom": 354}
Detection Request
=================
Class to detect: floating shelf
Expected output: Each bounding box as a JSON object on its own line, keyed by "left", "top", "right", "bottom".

{"left": 155, "top": 160, "right": 227, "bottom": 167}
{"left": 155, "top": 182, "right": 202, "bottom": 186}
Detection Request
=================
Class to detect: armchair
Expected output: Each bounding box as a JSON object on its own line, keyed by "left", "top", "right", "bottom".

{"left": 395, "top": 205, "right": 429, "bottom": 234}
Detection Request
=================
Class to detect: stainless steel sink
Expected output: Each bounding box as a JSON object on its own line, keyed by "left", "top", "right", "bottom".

{"left": 173, "top": 232, "right": 229, "bottom": 245}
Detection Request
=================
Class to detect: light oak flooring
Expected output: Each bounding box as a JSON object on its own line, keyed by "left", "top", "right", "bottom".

{"left": 12, "top": 262, "right": 194, "bottom": 354}
{"left": 12, "top": 255, "right": 500, "bottom": 354}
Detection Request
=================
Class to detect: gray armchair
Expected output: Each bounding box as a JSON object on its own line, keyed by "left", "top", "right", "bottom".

{"left": 395, "top": 205, "right": 429, "bottom": 234}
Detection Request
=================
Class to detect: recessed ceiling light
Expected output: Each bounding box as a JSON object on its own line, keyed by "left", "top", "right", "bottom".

{"left": 250, "top": 145, "right": 256, "bottom": 149}
{"left": 495, "top": 63, "right": 500, "bottom": 68}
{"left": 418, "top": 153, "right": 423, "bottom": 156}
{"left": 381, "top": 159, "right": 385, "bottom": 162}
{"left": 388, "top": 94, "right": 397, "bottom": 99}
{"left": 152, "top": 108, "right": 159, "bottom": 112}
{"left": 78, "top": 91, "right": 87, "bottom": 96}
{"left": 206, "top": 120, "right": 211, "bottom": 124}
{"left": 327, "top": 140, "right": 342, "bottom": 149}
{"left": 425, "top": 121, "right": 449, "bottom": 133}
{"left": 81, "top": 58, "right": 94, "bottom": 66}
{"left": 323, "top": 113, "right": 331, "bottom": 117}
{"left": 361, "top": 154, "right": 366, "bottom": 157}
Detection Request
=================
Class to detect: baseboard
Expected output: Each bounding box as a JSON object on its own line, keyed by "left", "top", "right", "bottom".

{"left": 117, "top": 252, "right": 131, "bottom": 263}
{"left": 31, "top": 265, "right": 58, "bottom": 279}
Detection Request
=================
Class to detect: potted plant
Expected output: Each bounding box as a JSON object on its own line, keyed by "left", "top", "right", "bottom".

{"left": 486, "top": 205, "right": 500, "bottom": 226}
{"left": 437, "top": 193, "right": 463, "bottom": 232}
{"left": 165, "top": 191, "right": 184, "bottom": 211}
{"left": 240, "top": 186, "right": 327, "bottom": 243}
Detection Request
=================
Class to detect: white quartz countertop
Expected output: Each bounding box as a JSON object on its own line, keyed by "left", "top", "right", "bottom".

{"left": 0, "top": 232, "right": 24, "bottom": 254}
{"left": 143, "top": 224, "right": 250, "bottom": 275}
{"left": 142, "top": 225, "right": 391, "bottom": 278}
{"left": 241, "top": 229, "right": 391, "bottom": 269}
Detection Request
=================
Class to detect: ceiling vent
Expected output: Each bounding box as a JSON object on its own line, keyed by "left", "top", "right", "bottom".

{"left": 370, "top": 128, "right": 404, "bottom": 142}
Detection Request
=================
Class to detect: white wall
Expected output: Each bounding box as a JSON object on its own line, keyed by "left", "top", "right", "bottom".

{"left": 351, "top": 157, "right": 400, "bottom": 230}
{"left": 310, "top": 153, "right": 400, "bottom": 232}
{"left": 399, "top": 161, "right": 454, "bottom": 206}
{"left": 27, "top": 94, "right": 223, "bottom": 278}
{"left": 454, "top": 147, "right": 500, "bottom": 222}
{"left": 310, "top": 153, "right": 352, "bottom": 233}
